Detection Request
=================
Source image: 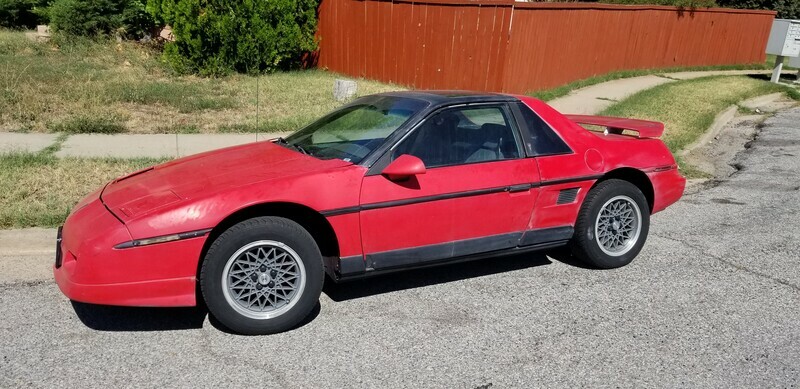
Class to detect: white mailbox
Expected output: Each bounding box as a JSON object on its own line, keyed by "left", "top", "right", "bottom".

{"left": 790, "top": 54, "right": 800, "bottom": 68}
{"left": 766, "top": 19, "right": 800, "bottom": 57}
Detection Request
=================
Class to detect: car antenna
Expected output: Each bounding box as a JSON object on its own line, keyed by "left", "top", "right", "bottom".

{"left": 256, "top": 67, "right": 260, "bottom": 142}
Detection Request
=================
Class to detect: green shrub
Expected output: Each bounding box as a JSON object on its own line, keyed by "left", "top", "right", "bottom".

{"left": 716, "top": 0, "right": 799, "bottom": 19}
{"left": 600, "top": 0, "right": 799, "bottom": 17}
{"left": 0, "top": 0, "right": 49, "bottom": 28}
{"left": 49, "top": 0, "right": 154, "bottom": 39}
{"left": 600, "top": 0, "right": 717, "bottom": 7}
{"left": 147, "top": 0, "right": 318, "bottom": 76}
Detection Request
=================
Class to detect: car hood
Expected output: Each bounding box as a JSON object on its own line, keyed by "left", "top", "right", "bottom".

{"left": 100, "top": 141, "right": 352, "bottom": 220}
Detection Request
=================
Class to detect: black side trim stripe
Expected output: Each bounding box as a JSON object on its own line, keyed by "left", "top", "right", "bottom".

{"left": 361, "top": 186, "right": 505, "bottom": 211}
{"left": 519, "top": 226, "right": 574, "bottom": 246}
{"left": 337, "top": 254, "right": 367, "bottom": 275}
{"left": 114, "top": 228, "right": 212, "bottom": 249}
{"left": 537, "top": 174, "right": 603, "bottom": 187}
{"left": 320, "top": 174, "right": 603, "bottom": 216}
{"left": 336, "top": 226, "right": 574, "bottom": 277}
{"left": 320, "top": 206, "right": 361, "bottom": 217}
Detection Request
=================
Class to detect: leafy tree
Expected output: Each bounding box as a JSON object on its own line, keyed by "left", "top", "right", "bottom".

{"left": 716, "top": 0, "right": 799, "bottom": 19}
{"left": 600, "top": 0, "right": 798, "bottom": 17}
{"left": 146, "top": 0, "right": 319, "bottom": 76}
{"left": 49, "top": 0, "right": 154, "bottom": 38}
{"left": 600, "top": 0, "right": 717, "bottom": 7}
{"left": 0, "top": 0, "right": 49, "bottom": 28}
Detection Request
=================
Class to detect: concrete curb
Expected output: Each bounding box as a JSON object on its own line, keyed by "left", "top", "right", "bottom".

{"left": 549, "top": 69, "right": 772, "bottom": 115}
{"left": 679, "top": 93, "right": 788, "bottom": 157}
{"left": 0, "top": 228, "right": 58, "bottom": 283}
{"left": 56, "top": 132, "right": 292, "bottom": 159}
{"left": 0, "top": 228, "right": 57, "bottom": 256}
{"left": 679, "top": 106, "right": 738, "bottom": 157}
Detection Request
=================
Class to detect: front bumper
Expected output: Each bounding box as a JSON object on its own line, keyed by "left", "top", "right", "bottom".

{"left": 54, "top": 260, "right": 197, "bottom": 307}
{"left": 53, "top": 195, "right": 205, "bottom": 307}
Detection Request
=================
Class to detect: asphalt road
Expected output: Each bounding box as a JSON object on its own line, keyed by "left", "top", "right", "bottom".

{"left": 2, "top": 109, "right": 799, "bottom": 388}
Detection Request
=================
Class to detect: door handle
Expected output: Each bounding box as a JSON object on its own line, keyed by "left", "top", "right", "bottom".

{"left": 507, "top": 184, "right": 532, "bottom": 193}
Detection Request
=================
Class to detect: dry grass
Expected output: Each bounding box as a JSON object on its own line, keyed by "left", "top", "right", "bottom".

{"left": 0, "top": 30, "right": 401, "bottom": 134}
{"left": 0, "top": 152, "right": 165, "bottom": 228}
{"left": 600, "top": 75, "right": 799, "bottom": 177}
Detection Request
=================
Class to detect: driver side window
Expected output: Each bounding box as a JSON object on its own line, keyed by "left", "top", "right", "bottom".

{"left": 393, "top": 105, "right": 521, "bottom": 168}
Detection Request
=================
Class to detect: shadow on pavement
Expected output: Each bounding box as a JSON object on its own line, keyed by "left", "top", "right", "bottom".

{"left": 543, "top": 246, "right": 596, "bottom": 270}
{"left": 71, "top": 302, "right": 207, "bottom": 332}
{"left": 323, "top": 251, "right": 555, "bottom": 302}
{"left": 71, "top": 299, "right": 321, "bottom": 333}
{"left": 71, "top": 249, "right": 587, "bottom": 331}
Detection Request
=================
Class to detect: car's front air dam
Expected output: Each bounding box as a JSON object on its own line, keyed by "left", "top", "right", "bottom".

{"left": 54, "top": 260, "right": 197, "bottom": 307}
{"left": 53, "top": 196, "right": 206, "bottom": 307}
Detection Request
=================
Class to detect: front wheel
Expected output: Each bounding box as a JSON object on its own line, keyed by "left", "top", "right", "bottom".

{"left": 200, "top": 217, "right": 324, "bottom": 335}
{"left": 571, "top": 179, "right": 650, "bottom": 269}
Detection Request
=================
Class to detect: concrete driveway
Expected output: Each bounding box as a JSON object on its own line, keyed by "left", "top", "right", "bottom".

{"left": 1, "top": 109, "right": 799, "bottom": 388}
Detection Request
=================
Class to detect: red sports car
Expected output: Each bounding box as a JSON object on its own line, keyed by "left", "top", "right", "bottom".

{"left": 54, "top": 91, "right": 685, "bottom": 334}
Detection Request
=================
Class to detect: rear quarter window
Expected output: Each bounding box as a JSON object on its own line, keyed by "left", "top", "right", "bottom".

{"left": 516, "top": 102, "right": 572, "bottom": 156}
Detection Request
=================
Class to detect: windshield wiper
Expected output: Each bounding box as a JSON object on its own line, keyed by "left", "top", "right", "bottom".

{"left": 274, "top": 137, "right": 311, "bottom": 156}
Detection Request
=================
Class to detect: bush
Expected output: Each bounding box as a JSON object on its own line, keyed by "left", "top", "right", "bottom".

{"left": 716, "top": 0, "right": 799, "bottom": 19}
{"left": 48, "top": 0, "right": 154, "bottom": 39}
{"left": 601, "top": 0, "right": 799, "bottom": 17}
{"left": 147, "top": 0, "right": 318, "bottom": 76}
{"left": 600, "top": 0, "right": 717, "bottom": 7}
{"left": 0, "top": 0, "right": 49, "bottom": 28}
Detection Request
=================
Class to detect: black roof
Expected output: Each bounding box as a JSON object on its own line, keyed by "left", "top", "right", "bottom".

{"left": 375, "top": 90, "right": 518, "bottom": 106}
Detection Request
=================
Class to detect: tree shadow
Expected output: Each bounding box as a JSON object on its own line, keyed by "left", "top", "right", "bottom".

{"left": 746, "top": 72, "right": 798, "bottom": 83}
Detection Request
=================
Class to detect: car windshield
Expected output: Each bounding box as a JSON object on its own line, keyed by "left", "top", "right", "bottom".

{"left": 285, "top": 95, "right": 428, "bottom": 164}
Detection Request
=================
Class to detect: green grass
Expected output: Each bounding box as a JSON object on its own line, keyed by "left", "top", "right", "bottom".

{"left": 0, "top": 125, "right": 166, "bottom": 227}
{"left": 598, "top": 75, "right": 799, "bottom": 177}
{"left": 155, "top": 124, "right": 202, "bottom": 134}
{"left": 0, "top": 151, "right": 166, "bottom": 228}
{"left": 529, "top": 63, "right": 774, "bottom": 102}
{"left": 766, "top": 54, "right": 798, "bottom": 71}
{"left": 106, "top": 81, "right": 239, "bottom": 113}
{"left": 48, "top": 114, "right": 127, "bottom": 134}
{"left": 0, "top": 29, "right": 401, "bottom": 134}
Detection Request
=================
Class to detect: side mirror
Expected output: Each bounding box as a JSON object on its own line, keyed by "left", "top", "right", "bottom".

{"left": 381, "top": 154, "right": 426, "bottom": 181}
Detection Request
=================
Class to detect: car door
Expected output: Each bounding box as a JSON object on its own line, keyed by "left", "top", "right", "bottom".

{"left": 358, "top": 103, "right": 541, "bottom": 271}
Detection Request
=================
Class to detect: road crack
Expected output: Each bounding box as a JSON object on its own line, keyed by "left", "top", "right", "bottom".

{"left": 654, "top": 233, "right": 800, "bottom": 292}
{"left": 0, "top": 279, "right": 51, "bottom": 290}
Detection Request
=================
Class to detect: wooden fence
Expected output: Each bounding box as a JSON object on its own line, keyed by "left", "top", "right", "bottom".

{"left": 316, "top": 0, "right": 776, "bottom": 93}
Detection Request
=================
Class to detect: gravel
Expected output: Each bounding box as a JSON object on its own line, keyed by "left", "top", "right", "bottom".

{"left": 2, "top": 108, "right": 799, "bottom": 388}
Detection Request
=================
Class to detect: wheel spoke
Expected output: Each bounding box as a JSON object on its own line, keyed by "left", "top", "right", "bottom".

{"left": 224, "top": 241, "right": 304, "bottom": 318}
{"left": 594, "top": 195, "right": 641, "bottom": 256}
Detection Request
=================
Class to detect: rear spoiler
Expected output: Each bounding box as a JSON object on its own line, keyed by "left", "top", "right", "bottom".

{"left": 565, "top": 114, "right": 664, "bottom": 139}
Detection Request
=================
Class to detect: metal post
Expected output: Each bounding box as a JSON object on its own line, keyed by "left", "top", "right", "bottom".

{"left": 771, "top": 55, "right": 785, "bottom": 83}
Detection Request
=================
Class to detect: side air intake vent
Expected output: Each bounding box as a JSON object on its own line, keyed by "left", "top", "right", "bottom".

{"left": 557, "top": 188, "right": 579, "bottom": 204}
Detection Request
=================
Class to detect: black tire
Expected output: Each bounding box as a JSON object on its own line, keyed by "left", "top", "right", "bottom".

{"left": 200, "top": 216, "right": 324, "bottom": 335}
{"left": 571, "top": 179, "right": 650, "bottom": 269}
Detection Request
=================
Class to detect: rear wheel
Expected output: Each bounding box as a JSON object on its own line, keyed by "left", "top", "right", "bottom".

{"left": 571, "top": 179, "right": 650, "bottom": 269}
{"left": 200, "top": 217, "right": 323, "bottom": 335}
